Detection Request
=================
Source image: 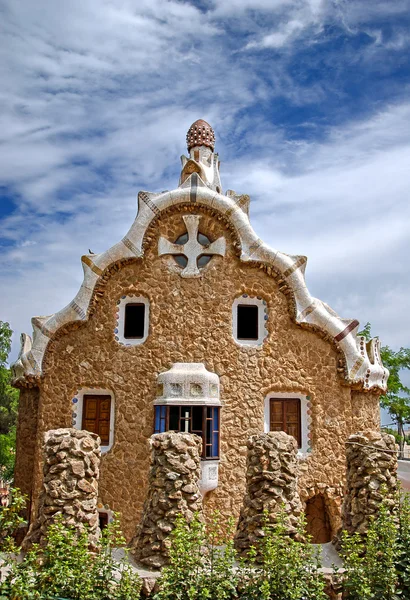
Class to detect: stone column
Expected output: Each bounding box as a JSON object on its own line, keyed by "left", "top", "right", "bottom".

{"left": 131, "top": 432, "right": 203, "bottom": 569}
{"left": 234, "top": 431, "right": 303, "bottom": 557}
{"left": 23, "top": 428, "right": 101, "bottom": 549}
{"left": 341, "top": 431, "right": 398, "bottom": 536}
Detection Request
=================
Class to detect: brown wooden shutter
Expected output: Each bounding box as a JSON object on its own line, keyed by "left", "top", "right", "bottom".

{"left": 269, "top": 398, "right": 301, "bottom": 448}
{"left": 82, "top": 395, "right": 111, "bottom": 445}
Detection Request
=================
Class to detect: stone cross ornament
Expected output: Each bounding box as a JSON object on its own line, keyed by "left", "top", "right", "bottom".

{"left": 158, "top": 215, "right": 226, "bottom": 278}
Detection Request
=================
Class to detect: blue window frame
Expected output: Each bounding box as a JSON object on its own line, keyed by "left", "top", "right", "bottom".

{"left": 154, "top": 405, "right": 220, "bottom": 459}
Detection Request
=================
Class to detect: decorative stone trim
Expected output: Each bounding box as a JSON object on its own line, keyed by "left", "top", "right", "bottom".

{"left": 154, "top": 363, "right": 221, "bottom": 406}
{"left": 114, "top": 295, "right": 149, "bottom": 346}
{"left": 232, "top": 295, "right": 268, "bottom": 347}
{"left": 12, "top": 172, "right": 389, "bottom": 391}
{"left": 264, "top": 392, "right": 311, "bottom": 455}
{"left": 71, "top": 388, "right": 115, "bottom": 453}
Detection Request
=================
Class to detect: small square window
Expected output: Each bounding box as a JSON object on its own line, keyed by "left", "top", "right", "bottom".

{"left": 237, "top": 304, "right": 259, "bottom": 340}
{"left": 124, "top": 303, "right": 145, "bottom": 339}
{"left": 232, "top": 296, "right": 267, "bottom": 346}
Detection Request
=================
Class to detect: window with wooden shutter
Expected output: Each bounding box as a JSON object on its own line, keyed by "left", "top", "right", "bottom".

{"left": 82, "top": 394, "right": 111, "bottom": 446}
{"left": 269, "top": 398, "right": 301, "bottom": 448}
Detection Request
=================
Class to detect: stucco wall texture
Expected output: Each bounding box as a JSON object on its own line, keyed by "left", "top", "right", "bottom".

{"left": 14, "top": 209, "right": 380, "bottom": 541}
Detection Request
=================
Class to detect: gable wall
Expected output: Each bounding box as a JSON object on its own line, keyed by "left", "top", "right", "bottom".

{"left": 30, "top": 210, "right": 376, "bottom": 540}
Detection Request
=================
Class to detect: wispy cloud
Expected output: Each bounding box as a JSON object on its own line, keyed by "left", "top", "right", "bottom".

{"left": 0, "top": 0, "right": 410, "bottom": 362}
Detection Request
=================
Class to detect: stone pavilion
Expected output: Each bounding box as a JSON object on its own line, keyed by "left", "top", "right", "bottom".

{"left": 12, "top": 120, "right": 388, "bottom": 543}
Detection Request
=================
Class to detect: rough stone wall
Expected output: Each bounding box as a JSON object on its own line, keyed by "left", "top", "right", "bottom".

{"left": 14, "top": 387, "right": 39, "bottom": 516}
{"left": 234, "top": 432, "right": 303, "bottom": 556}
{"left": 131, "top": 432, "right": 203, "bottom": 569}
{"left": 341, "top": 431, "right": 397, "bottom": 536}
{"left": 350, "top": 391, "right": 381, "bottom": 433}
{"left": 24, "top": 428, "right": 101, "bottom": 549}
{"left": 26, "top": 207, "right": 375, "bottom": 540}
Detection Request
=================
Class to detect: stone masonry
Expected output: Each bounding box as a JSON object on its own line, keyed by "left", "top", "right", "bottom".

{"left": 23, "top": 428, "right": 101, "bottom": 549}
{"left": 234, "top": 431, "right": 303, "bottom": 557}
{"left": 14, "top": 207, "right": 382, "bottom": 542}
{"left": 341, "top": 430, "right": 398, "bottom": 536}
{"left": 131, "top": 432, "right": 203, "bottom": 569}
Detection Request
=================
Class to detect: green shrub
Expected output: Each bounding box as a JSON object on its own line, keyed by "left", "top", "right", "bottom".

{"left": 0, "top": 515, "right": 142, "bottom": 600}
{"left": 0, "top": 487, "right": 27, "bottom": 551}
{"left": 340, "top": 500, "right": 398, "bottom": 599}
{"left": 154, "top": 509, "right": 327, "bottom": 600}
{"left": 154, "top": 511, "right": 238, "bottom": 600}
{"left": 237, "top": 510, "right": 327, "bottom": 600}
{"left": 397, "top": 491, "right": 410, "bottom": 597}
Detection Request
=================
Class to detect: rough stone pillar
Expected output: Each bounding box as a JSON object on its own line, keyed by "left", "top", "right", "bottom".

{"left": 234, "top": 431, "right": 303, "bottom": 557}
{"left": 23, "top": 428, "right": 101, "bottom": 549}
{"left": 131, "top": 432, "right": 203, "bottom": 569}
{"left": 341, "top": 431, "right": 398, "bottom": 536}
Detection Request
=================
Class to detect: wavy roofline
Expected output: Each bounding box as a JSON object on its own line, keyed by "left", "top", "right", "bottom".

{"left": 11, "top": 175, "right": 388, "bottom": 391}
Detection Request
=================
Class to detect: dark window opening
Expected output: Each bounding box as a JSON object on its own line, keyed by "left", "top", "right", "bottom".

{"left": 82, "top": 395, "right": 111, "bottom": 446}
{"left": 197, "top": 255, "right": 212, "bottom": 267}
{"left": 269, "top": 398, "right": 301, "bottom": 448}
{"left": 175, "top": 232, "right": 189, "bottom": 245}
{"left": 174, "top": 255, "right": 188, "bottom": 268}
{"left": 154, "top": 405, "right": 220, "bottom": 459}
{"left": 173, "top": 231, "right": 212, "bottom": 270}
{"left": 305, "top": 495, "right": 331, "bottom": 543}
{"left": 197, "top": 232, "right": 210, "bottom": 245}
{"left": 237, "top": 304, "right": 259, "bottom": 340}
{"left": 124, "top": 303, "right": 145, "bottom": 339}
{"left": 99, "top": 512, "right": 109, "bottom": 531}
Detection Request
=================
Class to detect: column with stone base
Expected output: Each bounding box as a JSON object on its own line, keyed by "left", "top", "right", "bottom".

{"left": 341, "top": 430, "right": 398, "bottom": 536}
{"left": 23, "top": 428, "right": 101, "bottom": 549}
{"left": 234, "top": 431, "right": 303, "bottom": 557}
{"left": 131, "top": 432, "right": 203, "bottom": 569}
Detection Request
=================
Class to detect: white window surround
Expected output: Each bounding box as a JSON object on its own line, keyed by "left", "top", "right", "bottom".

{"left": 114, "top": 295, "right": 150, "bottom": 346}
{"left": 71, "top": 388, "right": 115, "bottom": 453}
{"left": 264, "top": 392, "right": 311, "bottom": 456}
{"left": 232, "top": 295, "right": 268, "bottom": 347}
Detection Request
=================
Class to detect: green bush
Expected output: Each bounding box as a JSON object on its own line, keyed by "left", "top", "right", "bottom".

{"left": 237, "top": 511, "right": 327, "bottom": 600}
{"left": 154, "top": 511, "right": 238, "bottom": 600}
{"left": 396, "top": 491, "right": 410, "bottom": 596}
{"left": 0, "top": 487, "right": 27, "bottom": 551}
{"left": 340, "top": 500, "right": 398, "bottom": 599}
{"left": 154, "top": 509, "right": 327, "bottom": 600}
{"left": 0, "top": 515, "right": 142, "bottom": 600}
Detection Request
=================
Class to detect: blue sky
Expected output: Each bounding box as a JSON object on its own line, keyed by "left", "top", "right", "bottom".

{"left": 1, "top": 0, "right": 410, "bottom": 396}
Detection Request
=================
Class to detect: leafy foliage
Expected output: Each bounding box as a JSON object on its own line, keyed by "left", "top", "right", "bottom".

{"left": 0, "top": 320, "right": 19, "bottom": 481}
{"left": 237, "top": 511, "right": 326, "bottom": 600}
{"left": 0, "top": 487, "right": 27, "bottom": 551}
{"left": 397, "top": 491, "right": 410, "bottom": 596}
{"left": 154, "top": 509, "right": 326, "bottom": 600}
{"left": 0, "top": 515, "right": 142, "bottom": 600}
{"left": 341, "top": 499, "right": 398, "bottom": 599}
{"left": 154, "top": 511, "right": 238, "bottom": 600}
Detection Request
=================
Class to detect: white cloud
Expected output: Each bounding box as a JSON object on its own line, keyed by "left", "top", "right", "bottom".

{"left": 0, "top": 0, "right": 409, "bottom": 365}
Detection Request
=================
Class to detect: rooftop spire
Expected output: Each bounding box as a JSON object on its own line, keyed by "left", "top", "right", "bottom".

{"left": 186, "top": 119, "right": 215, "bottom": 152}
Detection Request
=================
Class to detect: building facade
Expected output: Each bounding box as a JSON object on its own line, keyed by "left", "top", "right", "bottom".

{"left": 12, "top": 120, "right": 388, "bottom": 542}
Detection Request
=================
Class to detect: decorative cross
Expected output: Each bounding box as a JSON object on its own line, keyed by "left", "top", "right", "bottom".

{"left": 158, "top": 215, "right": 226, "bottom": 278}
